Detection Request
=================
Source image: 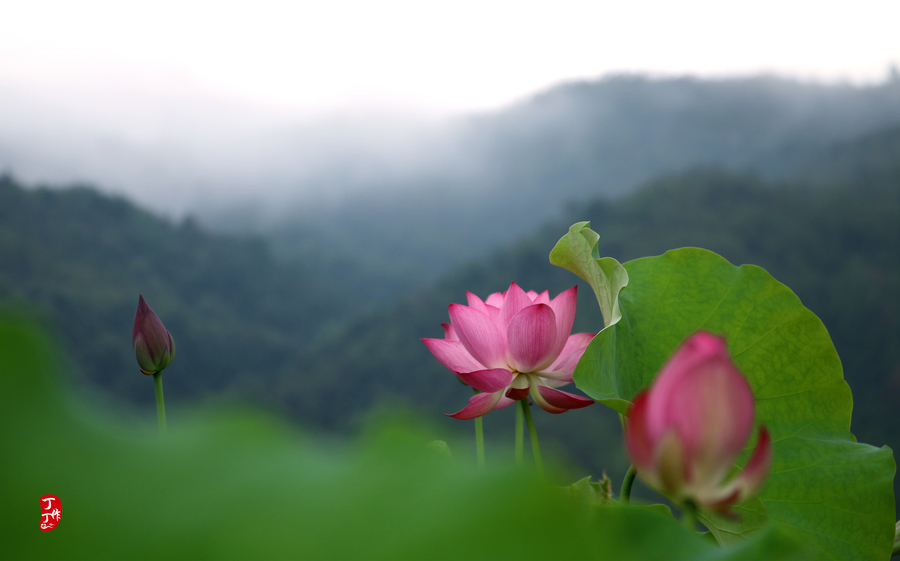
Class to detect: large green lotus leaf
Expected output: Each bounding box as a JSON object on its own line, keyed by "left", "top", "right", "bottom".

{"left": 567, "top": 246, "right": 896, "bottom": 560}
{"left": 0, "top": 316, "right": 816, "bottom": 560}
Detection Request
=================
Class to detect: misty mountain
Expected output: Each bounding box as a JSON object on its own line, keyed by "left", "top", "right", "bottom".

{"left": 5, "top": 74, "right": 900, "bottom": 308}
{"left": 245, "top": 74, "right": 900, "bottom": 305}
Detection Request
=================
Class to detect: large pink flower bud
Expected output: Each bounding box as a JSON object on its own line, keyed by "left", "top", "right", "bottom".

{"left": 625, "top": 331, "right": 771, "bottom": 514}
{"left": 132, "top": 295, "right": 175, "bottom": 375}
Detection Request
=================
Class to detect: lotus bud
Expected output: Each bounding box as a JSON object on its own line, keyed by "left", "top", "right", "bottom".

{"left": 132, "top": 295, "right": 175, "bottom": 375}
{"left": 625, "top": 331, "right": 771, "bottom": 514}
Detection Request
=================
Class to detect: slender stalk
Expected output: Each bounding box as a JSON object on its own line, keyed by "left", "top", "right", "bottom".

{"left": 473, "top": 388, "right": 484, "bottom": 469}
{"left": 515, "top": 401, "right": 524, "bottom": 464}
{"left": 520, "top": 399, "right": 544, "bottom": 477}
{"left": 620, "top": 464, "right": 637, "bottom": 504}
{"left": 153, "top": 372, "right": 167, "bottom": 436}
{"left": 681, "top": 501, "right": 697, "bottom": 532}
{"left": 474, "top": 416, "right": 484, "bottom": 469}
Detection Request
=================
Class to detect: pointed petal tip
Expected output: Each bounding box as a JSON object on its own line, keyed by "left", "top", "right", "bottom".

{"left": 685, "top": 330, "right": 729, "bottom": 356}
{"left": 505, "top": 387, "right": 530, "bottom": 401}
{"left": 536, "top": 386, "right": 594, "bottom": 410}
{"left": 446, "top": 391, "right": 503, "bottom": 420}
{"left": 456, "top": 369, "right": 515, "bottom": 393}
{"left": 625, "top": 391, "right": 655, "bottom": 472}
{"left": 740, "top": 426, "right": 772, "bottom": 492}
{"left": 439, "top": 323, "right": 458, "bottom": 340}
{"left": 421, "top": 338, "right": 484, "bottom": 373}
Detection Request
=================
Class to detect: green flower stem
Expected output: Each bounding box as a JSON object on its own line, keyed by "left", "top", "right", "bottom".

{"left": 620, "top": 464, "right": 636, "bottom": 504}
{"left": 520, "top": 399, "right": 544, "bottom": 477}
{"left": 153, "top": 372, "right": 167, "bottom": 437}
{"left": 473, "top": 388, "right": 484, "bottom": 469}
{"left": 681, "top": 501, "right": 697, "bottom": 532}
{"left": 515, "top": 401, "right": 524, "bottom": 464}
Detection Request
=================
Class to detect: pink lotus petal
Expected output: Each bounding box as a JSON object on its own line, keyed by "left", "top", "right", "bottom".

{"left": 448, "top": 304, "right": 507, "bottom": 369}
{"left": 421, "top": 338, "right": 485, "bottom": 373}
{"left": 542, "top": 332, "right": 596, "bottom": 380}
{"left": 467, "top": 292, "right": 501, "bottom": 323}
{"left": 507, "top": 304, "right": 558, "bottom": 373}
{"left": 466, "top": 292, "right": 489, "bottom": 314}
{"left": 499, "top": 282, "right": 534, "bottom": 329}
{"left": 625, "top": 392, "right": 655, "bottom": 472}
{"left": 548, "top": 332, "right": 595, "bottom": 370}
{"left": 548, "top": 286, "right": 578, "bottom": 358}
{"left": 526, "top": 290, "right": 539, "bottom": 300}
{"left": 536, "top": 386, "right": 594, "bottom": 410}
{"left": 735, "top": 426, "right": 772, "bottom": 500}
{"left": 447, "top": 391, "right": 504, "bottom": 419}
{"left": 537, "top": 377, "right": 569, "bottom": 388}
{"left": 505, "top": 387, "right": 530, "bottom": 401}
{"left": 696, "top": 428, "right": 770, "bottom": 513}
{"left": 493, "top": 396, "right": 517, "bottom": 410}
{"left": 440, "top": 323, "right": 458, "bottom": 341}
{"left": 456, "top": 368, "right": 515, "bottom": 393}
{"left": 529, "top": 382, "right": 567, "bottom": 414}
{"left": 533, "top": 290, "right": 550, "bottom": 305}
{"left": 646, "top": 332, "right": 753, "bottom": 471}
{"left": 485, "top": 292, "right": 505, "bottom": 308}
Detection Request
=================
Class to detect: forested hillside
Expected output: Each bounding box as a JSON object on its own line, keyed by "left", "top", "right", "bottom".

{"left": 0, "top": 176, "right": 352, "bottom": 406}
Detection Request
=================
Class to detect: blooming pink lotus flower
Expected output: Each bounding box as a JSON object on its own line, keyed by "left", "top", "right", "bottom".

{"left": 422, "top": 283, "right": 595, "bottom": 419}
{"left": 625, "top": 331, "right": 771, "bottom": 514}
{"left": 133, "top": 295, "right": 175, "bottom": 375}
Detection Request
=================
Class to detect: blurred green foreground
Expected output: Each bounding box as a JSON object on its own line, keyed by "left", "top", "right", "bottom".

{"left": 0, "top": 316, "right": 814, "bottom": 560}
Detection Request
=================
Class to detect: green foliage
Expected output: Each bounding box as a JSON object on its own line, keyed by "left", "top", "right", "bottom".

{"left": 0, "top": 316, "right": 816, "bottom": 560}
{"left": 556, "top": 237, "right": 896, "bottom": 559}
{"left": 548, "top": 221, "right": 628, "bottom": 328}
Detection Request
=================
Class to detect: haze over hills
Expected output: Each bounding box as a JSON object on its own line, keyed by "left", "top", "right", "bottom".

{"left": 248, "top": 74, "right": 900, "bottom": 303}
{"left": 4, "top": 73, "right": 900, "bottom": 223}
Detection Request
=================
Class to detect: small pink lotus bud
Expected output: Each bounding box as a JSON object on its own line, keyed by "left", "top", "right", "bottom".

{"left": 625, "top": 331, "right": 771, "bottom": 514}
{"left": 132, "top": 295, "right": 175, "bottom": 375}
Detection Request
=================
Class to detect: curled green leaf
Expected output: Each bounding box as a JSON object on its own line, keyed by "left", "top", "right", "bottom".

{"left": 549, "top": 221, "right": 628, "bottom": 328}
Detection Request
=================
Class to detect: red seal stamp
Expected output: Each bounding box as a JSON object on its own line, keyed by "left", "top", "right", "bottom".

{"left": 40, "top": 495, "right": 61, "bottom": 531}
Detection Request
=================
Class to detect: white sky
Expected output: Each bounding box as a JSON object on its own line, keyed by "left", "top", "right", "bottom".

{"left": 1, "top": 0, "right": 899, "bottom": 117}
